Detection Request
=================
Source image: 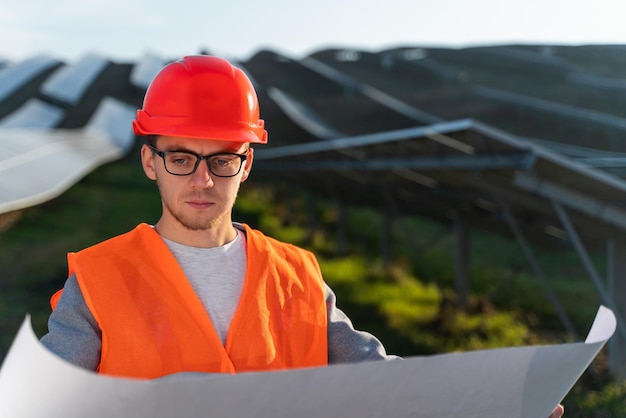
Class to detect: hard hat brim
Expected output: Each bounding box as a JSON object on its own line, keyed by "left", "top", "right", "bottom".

{"left": 132, "top": 111, "right": 268, "bottom": 144}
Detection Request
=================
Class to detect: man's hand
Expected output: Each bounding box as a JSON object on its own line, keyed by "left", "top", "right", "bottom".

{"left": 549, "top": 404, "right": 564, "bottom": 418}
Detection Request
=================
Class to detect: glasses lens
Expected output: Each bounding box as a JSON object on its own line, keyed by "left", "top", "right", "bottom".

{"left": 209, "top": 154, "right": 243, "bottom": 177}
{"left": 164, "top": 152, "right": 197, "bottom": 175}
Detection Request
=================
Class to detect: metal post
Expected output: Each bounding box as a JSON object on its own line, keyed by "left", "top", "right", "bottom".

{"left": 336, "top": 199, "right": 347, "bottom": 256}
{"left": 552, "top": 201, "right": 626, "bottom": 378}
{"left": 380, "top": 207, "right": 391, "bottom": 270}
{"left": 455, "top": 212, "right": 469, "bottom": 309}
{"left": 501, "top": 203, "right": 578, "bottom": 338}
{"left": 607, "top": 238, "right": 626, "bottom": 379}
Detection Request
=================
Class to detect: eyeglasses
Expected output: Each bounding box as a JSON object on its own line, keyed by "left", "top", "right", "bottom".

{"left": 148, "top": 145, "right": 248, "bottom": 177}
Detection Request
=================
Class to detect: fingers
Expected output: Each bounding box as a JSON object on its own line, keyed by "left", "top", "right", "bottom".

{"left": 549, "top": 404, "right": 564, "bottom": 418}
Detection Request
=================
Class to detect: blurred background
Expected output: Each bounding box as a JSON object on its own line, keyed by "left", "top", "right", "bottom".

{"left": 1, "top": 0, "right": 626, "bottom": 415}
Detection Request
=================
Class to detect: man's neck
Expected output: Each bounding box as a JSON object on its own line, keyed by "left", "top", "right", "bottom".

{"left": 154, "top": 219, "right": 237, "bottom": 248}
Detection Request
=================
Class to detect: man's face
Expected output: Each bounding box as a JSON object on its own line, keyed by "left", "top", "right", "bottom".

{"left": 141, "top": 135, "right": 253, "bottom": 233}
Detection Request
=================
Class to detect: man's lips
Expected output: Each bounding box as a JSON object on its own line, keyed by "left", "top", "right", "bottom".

{"left": 187, "top": 200, "right": 213, "bottom": 210}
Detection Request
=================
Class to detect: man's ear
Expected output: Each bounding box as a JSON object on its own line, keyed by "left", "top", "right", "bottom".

{"left": 141, "top": 144, "right": 157, "bottom": 181}
{"left": 240, "top": 147, "right": 254, "bottom": 183}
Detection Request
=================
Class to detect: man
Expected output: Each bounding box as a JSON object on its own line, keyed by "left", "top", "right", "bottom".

{"left": 40, "top": 55, "right": 563, "bottom": 418}
{"left": 41, "top": 55, "right": 394, "bottom": 378}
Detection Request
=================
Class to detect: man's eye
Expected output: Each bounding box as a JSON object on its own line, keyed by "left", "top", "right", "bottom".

{"left": 213, "top": 157, "right": 235, "bottom": 167}
{"left": 168, "top": 154, "right": 194, "bottom": 165}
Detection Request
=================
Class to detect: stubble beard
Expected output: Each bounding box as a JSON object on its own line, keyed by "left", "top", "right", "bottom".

{"left": 168, "top": 203, "right": 222, "bottom": 231}
{"left": 156, "top": 178, "right": 236, "bottom": 232}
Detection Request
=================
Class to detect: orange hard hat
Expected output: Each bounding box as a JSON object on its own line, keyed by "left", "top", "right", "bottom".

{"left": 132, "top": 55, "right": 267, "bottom": 144}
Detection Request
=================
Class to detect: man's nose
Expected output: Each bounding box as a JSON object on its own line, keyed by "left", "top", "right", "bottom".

{"left": 190, "top": 158, "right": 214, "bottom": 187}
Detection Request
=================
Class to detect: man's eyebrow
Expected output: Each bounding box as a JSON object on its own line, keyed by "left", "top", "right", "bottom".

{"left": 163, "top": 146, "right": 197, "bottom": 153}
{"left": 162, "top": 146, "right": 244, "bottom": 155}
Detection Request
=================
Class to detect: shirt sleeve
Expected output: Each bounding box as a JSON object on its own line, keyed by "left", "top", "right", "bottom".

{"left": 325, "top": 283, "right": 401, "bottom": 363}
{"left": 39, "top": 273, "right": 102, "bottom": 371}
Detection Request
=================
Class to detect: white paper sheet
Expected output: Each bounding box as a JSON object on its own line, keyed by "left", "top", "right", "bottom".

{"left": 0, "top": 305, "right": 616, "bottom": 418}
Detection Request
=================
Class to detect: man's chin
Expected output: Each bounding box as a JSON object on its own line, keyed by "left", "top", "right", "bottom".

{"left": 176, "top": 214, "right": 221, "bottom": 232}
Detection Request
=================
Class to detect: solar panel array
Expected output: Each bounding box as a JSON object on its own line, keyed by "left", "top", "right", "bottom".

{"left": 2, "top": 46, "right": 626, "bottom": 246}
{"left": 1, "top": 45, "right": 626, "bottom": 373}
{"left": 0, "top": 52, "right": 166, "bottom": 214}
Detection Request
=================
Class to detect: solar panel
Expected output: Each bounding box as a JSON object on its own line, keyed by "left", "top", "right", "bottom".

{"left": 129, "top": 52, "right": 167, "bottom": 90}
{"left": 0, "top": 56, "right": 60, "bottom": 102}
{"left": 84, "top": 97, "right": 137, "bottom": 152}
{"left": 40, "top": 53, "right": 109, "bottom": 105}
{"left": 0, "top": 99, "right": 64, "bottom": 128}
{"left": 0, "top": 128, "right": 126, "bottom": 214}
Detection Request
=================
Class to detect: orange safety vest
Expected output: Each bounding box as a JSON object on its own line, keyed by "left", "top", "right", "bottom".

{"left": 51, "top": 223, "right": 328, "bottom": 379}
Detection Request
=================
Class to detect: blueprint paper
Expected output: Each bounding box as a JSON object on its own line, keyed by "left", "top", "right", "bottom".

{"left": 0, "top": 306, "right": 616, "bottom": 418}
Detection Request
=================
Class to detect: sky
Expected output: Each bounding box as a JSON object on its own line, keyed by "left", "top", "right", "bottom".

{"left": 1, "top": 0, "right": 626, "bottom": 63}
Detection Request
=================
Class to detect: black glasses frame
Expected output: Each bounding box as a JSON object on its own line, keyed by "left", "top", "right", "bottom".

{"left": 148, "top": 145, "right": 248, "bottom": 177}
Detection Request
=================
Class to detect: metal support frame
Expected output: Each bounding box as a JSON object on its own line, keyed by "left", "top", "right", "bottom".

{"left": 454, "top": 212, "right": 470, "bottom": 308}
{"left": 336, "top": 198, "right": 347, "bottom": 256}
{"left": 552, "top": 201, "right": 626, "bottom": 378}
{"left": 381, "top": 207, "right": 392, "bottom": 269}
{"left": 260, "top": 152, "right": 535, "bottom": 173}
{"left": 379, "top": 185, "right": 398, "bottom": 270}
{"left": 255, "top": 119, "right": 626, "bottom": 377}
{"left": 500, "top": 203, "right": 578, "bottom": 338}
{"left": 607, "top": 239, "right": 626, "bottom": 378}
